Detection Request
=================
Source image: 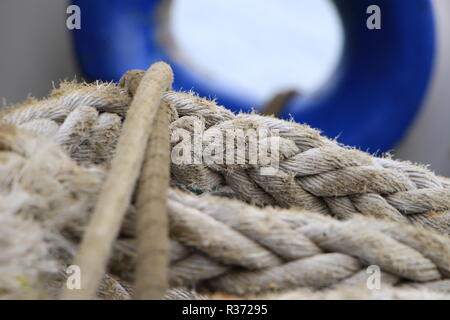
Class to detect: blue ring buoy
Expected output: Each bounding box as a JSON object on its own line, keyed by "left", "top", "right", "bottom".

{"left": 72, "top": 0, "right": 436, "bottom": 152}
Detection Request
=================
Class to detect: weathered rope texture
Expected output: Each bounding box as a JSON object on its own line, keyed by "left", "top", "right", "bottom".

{"left": 108, "top": 70, "right": 450, "bottom": 235}
{"left": 134, "top": 103, "right": 171, "bottom": 299}
{"left": 1, "top": 66, "right": 450, "bottom": 300}
{"left": 61, "top": 62, "right": 173, "bottom": 299}
{"left": 2, "top": 71, "right": 449, "bottom": 235}
{"left": 161, "top": 91, "right": 450, "bottom": 235}
{"left": 2, "top": 125, "right": 449, "bottom": 298}
{"left": 108, "top": 189, "right": 450, "bottom": 296}
{"left": 0, "top": 125, "right": 104, "bottom": 298}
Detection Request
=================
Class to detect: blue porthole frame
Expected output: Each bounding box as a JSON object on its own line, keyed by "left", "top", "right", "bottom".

{"left": 72, "top": 0, "right": 436, "bottom": 152}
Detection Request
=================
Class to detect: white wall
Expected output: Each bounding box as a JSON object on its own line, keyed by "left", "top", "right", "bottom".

{"left": 0, "top": 0, "right": 448, "bottom": 175}
{"left": 0, "top": 0, "right": 79, "bottom": 104}
{"left": 395, "top": 0, "right": 450, "bottom": 176}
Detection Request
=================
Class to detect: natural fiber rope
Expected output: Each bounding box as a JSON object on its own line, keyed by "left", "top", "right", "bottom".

{"left": 5, "top": 70, "right": 449, "bottom": 236}
{"left": 1, "top": 63, "right": 450, "bottom": 299}
{"left": 160, "top": 92, "right": 450, "bottom": 234}
{"left": 115, "top": 70, "right": 450, "bottom": 235}
{"left": 120, "top": 68, "right": 172, "bottom": 299}
{"left": 106, "top": 188, "right": 450, "bottom": 296}
{"left": 134, "top": 103, "right": 171, "bottom": 299}
{"left": 164, "top": 285, "right": 450, "bottom": 300}
{"left": 61, "top": 62, "right": 173, "bottom": 299}
{"left": 7, "top": 118, "right": 450, "bottom": 297}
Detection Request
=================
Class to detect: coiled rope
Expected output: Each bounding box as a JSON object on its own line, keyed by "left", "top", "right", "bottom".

{"left": 1, "top": 62, "right": 450, "bottom": 299}
{"left": 161, "top": 92, "right": 450, "bottom": 235}
{"left": 1, "top": 124, "right": 450, "bottom": 298}
{"left": 113, "top": 70, "right": 450, "bottom": 235}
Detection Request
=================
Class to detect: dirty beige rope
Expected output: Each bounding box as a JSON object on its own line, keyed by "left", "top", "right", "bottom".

{"left": 160, "top": 91, "right": 450, "bottom": 235}
{"left": 2, "top": 67, "right": 450, "bottom": 298}
{"left": 120, "top": 68, "right": 172, "bottom": 299}
{"left": 4, "top": 71, "right": 450, "bottom": 235}
{"left": 134, "top": 104, "right": 171, "bottom": 299}
{"left": 61, "top": 62, "right": 173, "bottom": 299}
{"left": 0, "top": 125, "right": 104, "bottom": 296}
{"left": 105, "top": 188, "right": 450, "bottom": 296}
{"left": 1, "top": 84, "right": 125, "bottom": 167}
{"left": 0, "top": 81, "right": 131, "bottom": 124}
{"left": 114, "top": 70, "right": 450, "bottom": 235}
{"left": 1, "top": 120, "right": 450, "bottom": 298}
{"left": 168, "top": 190, "right": 450, "bottom": 294}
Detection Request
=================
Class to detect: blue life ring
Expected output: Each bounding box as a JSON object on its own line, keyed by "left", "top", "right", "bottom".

{"left": 72, "top": 0, "right": 436, "bottom": 152}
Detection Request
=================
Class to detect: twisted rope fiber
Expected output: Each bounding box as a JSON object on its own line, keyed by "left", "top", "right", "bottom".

{"left": 2, "top": 125, "right": 448, "bottom": 297}
{"left": 109, "top": 188, "right": 450, "bottom": 296}
{"left": 0, "top": 124, "right": 137, "bottom": 300}
{"left": 3, "top": 70, "right": 450, "bottom": 235}
{"left": 99, "top": 70, "right": 448, "bottom": 236}
{"left": 1, "top": 126, "right": 449, "bottom": 297}
{"left": 1, "top": 65, "right": 450, "bottom": 298}
{"left": 61, "top": 62, "right": 173, "bottom": 300}
{"left": 0, "top": 125, "right": 106, "bottom": 297}
{"left": 0, "top": 81, "right": 131, "bottom": 124}
{"left": 117, "top": 71, "right": 450, "bottom": 235}
{"left": 0, "top": 82, "right": 127, "bottom": 168}
{"left": 161, "top": 91, "right": 450, "bottom": 234}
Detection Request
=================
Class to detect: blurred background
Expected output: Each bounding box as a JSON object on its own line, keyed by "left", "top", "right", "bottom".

{"left": 0, "top": 0, "right": 449, "bottom": 175}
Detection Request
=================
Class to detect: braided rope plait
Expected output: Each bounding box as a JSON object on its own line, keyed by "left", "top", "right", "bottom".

{"left": 161, "top": 90, "right": 450, "bottom": 235}
{"left": 2, "top": 108, "right": 450, "bottom": 297}
{"left": 2, "top": 71, "right": 449, "bottom": 235}
{"left": 1, "top": 66, "right": 450, "bottom": 298}
{"left": 0, "top": 81, "right": 129, "bottom": 168}
{"left": 110, "top": 188, "right": 450, "bottom": 296}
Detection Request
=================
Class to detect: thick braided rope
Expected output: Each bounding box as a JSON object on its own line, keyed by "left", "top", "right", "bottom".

{"left": 165, "top": 285, "right": 450, "bottom": 300}
{"left": 0, "top": 110, "right": 161, "bottom": 299}
{"left": 2, "top": 122, "right": 450, "bottom": 297}
{"left": 0, "top": 81, "right": 130, "bottom": 124}
{"left": 2, "top": 73, "right": 450, "bottom": 299}
{"left": 3, "top": 76, "right": 449, "bottom": 235}
{"left": 0, "top": 81, "right": 127, "bottom": 168}
{"left": 0, "top": 125, "right": 105, "bottom": 296}
{"left": 161, "top": 91, "right": 450, "bottom": 235}
{"left": 119, "top": 71, "right": 450, "bottom": 234}
{"left": 108, "top": 189, "right": 450, "bottom": 296}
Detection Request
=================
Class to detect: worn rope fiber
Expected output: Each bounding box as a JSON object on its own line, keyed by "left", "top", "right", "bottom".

{"left": 134, "top": 103, "right": 171, "bottom": 299}
{"left": 115, "top": 70, "right": 450, "bottom": 235}
{"left": 3, "top": 70, "right": 449, "bottom": 235}
{"left": 61, "top": 62, "right": 173, "bottom": 299}
{"left": 164, "top": 285, "right": 450, "bottom": 300}
{"left": 1, "top": 64, "right": 450, "bottom": 299}
{"left": 118, "top": 68, "right": 172, "bottom": 299}
{"left": 1, "top": 126, "right": 450, "bottom": 297}
{"left": 106, "top": 188, "right": 450, "bottom": 296}
{"left": 163, "top": 92, "right": 450, "bottom": 234}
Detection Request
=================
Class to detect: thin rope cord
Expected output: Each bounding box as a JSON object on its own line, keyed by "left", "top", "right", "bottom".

{"left": 61, "top": 62, "right": 173, "bottom": 299}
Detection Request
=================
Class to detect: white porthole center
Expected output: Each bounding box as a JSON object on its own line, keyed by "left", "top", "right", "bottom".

{"left": 169, "top": 0, "right": 344, "bottom": 102}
